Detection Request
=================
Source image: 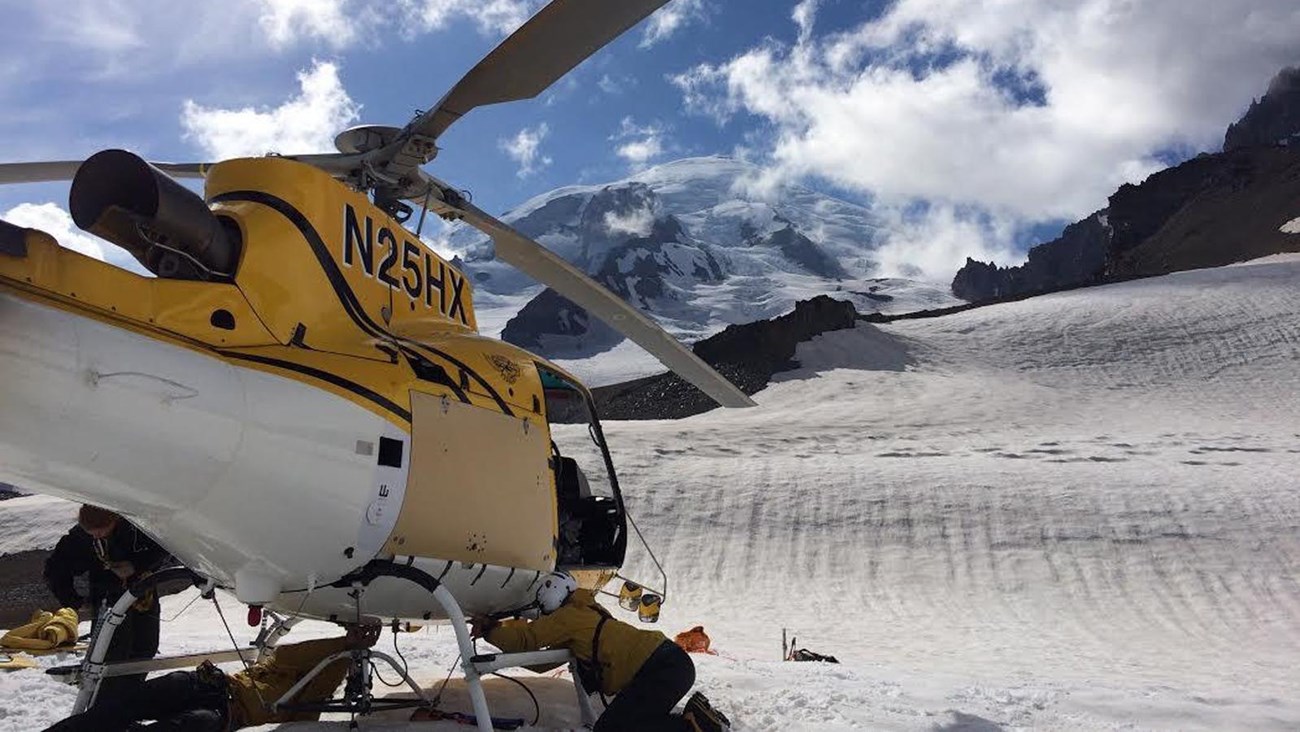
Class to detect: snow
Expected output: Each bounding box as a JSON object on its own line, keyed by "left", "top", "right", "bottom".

{"left": 0, "top": 495, "right": 77, "bottom": 555}
{"left": 4, "top": 255, "right": 1300, "bottom": 730}
{"left": 446, "top": 156, "right": 960, "bottom": 356}
{"left": 1280, "top": 216, "right": 1300, "bottom": 234}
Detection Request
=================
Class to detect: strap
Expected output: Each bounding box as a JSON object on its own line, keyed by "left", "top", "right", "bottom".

{"left": 588, "top": 603, "right": 612, "bottom": 697}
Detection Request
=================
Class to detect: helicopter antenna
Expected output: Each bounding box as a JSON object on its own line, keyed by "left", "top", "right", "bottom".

{"left": 415, "top": 184, "right": 434, "bottom": 239}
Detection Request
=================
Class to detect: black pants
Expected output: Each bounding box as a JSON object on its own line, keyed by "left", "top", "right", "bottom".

{"left": 595, "top": 642, "right": 696, "bottom": 732}
{"left": 92, "top": 601, "right": 161, "bottom": 706}
{"left": 43, "top": 669, "right": 228, "bottom": 732}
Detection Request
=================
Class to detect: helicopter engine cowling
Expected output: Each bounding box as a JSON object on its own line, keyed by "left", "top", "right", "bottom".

{"left": 69, "top": 149, "right": 240, "bottom": 280}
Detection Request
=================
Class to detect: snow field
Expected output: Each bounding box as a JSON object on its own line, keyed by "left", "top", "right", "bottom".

{"left": 2, "top": 256, "right": 1298, "bottom": 730}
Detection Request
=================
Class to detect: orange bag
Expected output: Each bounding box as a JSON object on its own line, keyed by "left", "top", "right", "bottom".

{"left": 673, "top": 626, "right": 717, "bottom": 655}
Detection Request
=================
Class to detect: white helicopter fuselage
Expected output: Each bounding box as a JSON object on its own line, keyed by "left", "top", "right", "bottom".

{"left": 0, "top": 289, "right": 540, "bottom": 621}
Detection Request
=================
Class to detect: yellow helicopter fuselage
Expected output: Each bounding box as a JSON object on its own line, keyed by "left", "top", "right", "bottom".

{"left": 0, "top": 157, "right": 623, "bottom": 620}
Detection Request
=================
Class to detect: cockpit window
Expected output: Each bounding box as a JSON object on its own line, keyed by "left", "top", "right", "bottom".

{"left": 540, "top": 369, "right": 615, "bottom": 500}
{"left": 538, "top": 365, "right": 626, "bottom": 568}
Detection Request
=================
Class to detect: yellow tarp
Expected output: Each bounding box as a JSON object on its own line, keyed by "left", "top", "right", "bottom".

{"left": 1, "top": 608, "right": 79, "bottom": 652}
{"left": 0, "top": 654, "right": 37, "bottom": 671}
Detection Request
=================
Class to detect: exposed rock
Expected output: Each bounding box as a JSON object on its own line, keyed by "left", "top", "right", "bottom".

{"left": 951, "top": 212, "right": 1110, "bottom": 302}
{"left": 500, "top": 287, "right": 621, "bottom": 355}
{"left": 1107, "top": 146, "right": 1300, "bottom": 277}
{"left": 1224, "top": 66, "right": 1300, "bottom": 152}
{"left": 953, "top": 66, "right": 1300, "bottom": 301}
{"left": 766, "top": 225, "right": 848, "bottom": 279}
{"left": 453, "top": 156, "right": 901, "bottom": 349}
{"left": 592, "top": 295, "right": 859, "bottom": 420}
{"left": 500, "top": 214, "right": 726, "bottom": 358}
{"left": 0, "top": 549, "right": 59, "bottom": 628}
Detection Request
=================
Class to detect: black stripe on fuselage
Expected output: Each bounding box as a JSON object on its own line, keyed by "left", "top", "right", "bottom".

{"left": 219, "top": 350, "right": 411, "bottom": 424}
{"left": 211, "top": 190, "right": 515, "bottom": 417}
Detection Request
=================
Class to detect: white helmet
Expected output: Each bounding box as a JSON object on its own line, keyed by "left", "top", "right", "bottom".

{"left": 536, "top": 571, "right": 577, "bottom": 614}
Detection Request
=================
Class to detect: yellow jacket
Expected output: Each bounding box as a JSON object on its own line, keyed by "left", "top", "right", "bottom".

{"left": 486, "top": 589, "right": 667, "bottom": 695}
{"left": 0, "top": 608, "right": 79, "bottom": 651}
{"left": 228, "top": 636, "right": 353, "bottom": 728}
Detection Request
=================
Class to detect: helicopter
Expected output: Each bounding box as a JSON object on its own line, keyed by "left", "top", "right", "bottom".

{"left": 0, "top": 0, "right": 754, "bottom": 635}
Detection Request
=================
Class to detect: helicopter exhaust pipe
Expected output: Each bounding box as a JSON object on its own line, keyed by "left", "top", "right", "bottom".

{"left": 69, "top": 149, "right": 239, "bottom": 280}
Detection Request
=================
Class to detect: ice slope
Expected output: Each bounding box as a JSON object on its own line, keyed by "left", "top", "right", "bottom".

{"left": 3, "top": 256, "right": 1299, "bottom": 730}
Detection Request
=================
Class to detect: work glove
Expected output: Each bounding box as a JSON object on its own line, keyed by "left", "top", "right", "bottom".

{"left": 108, "top": 561, "right": 135, "bottom": 580}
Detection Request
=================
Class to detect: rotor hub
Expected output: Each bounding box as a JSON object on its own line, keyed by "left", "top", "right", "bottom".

{"left": 333, "top": 125, "right": 403, "bottom": 155}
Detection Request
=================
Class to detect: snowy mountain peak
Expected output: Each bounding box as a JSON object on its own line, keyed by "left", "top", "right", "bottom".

{"left": 449, "top": 156, "right": 958, "bottom": 374}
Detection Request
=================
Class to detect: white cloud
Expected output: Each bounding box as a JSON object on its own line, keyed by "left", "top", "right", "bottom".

{"left": 22, "top": 2, "right": 265, "bottom": 72}
{"left": 598, "top": 74, "right": 624, "bottom": 95}
{"left": 47, "top": 0, "right": 145, "bottom": 53}
{"left": 3, "top": 203, "right": 104, "bottom": 260}
{"left": 180, "top": 60, "right": 361, "bottom": 159}
{"left": 2, "top": 203, "right": 151, "bottom": 275}
{"left": 400, "top": 0, "right": 545, "bottom": 37}
{"left": 18, "top": 0, "right": 548, "bottom": 75}
{"left": 673, "top": 0, "right": 1300, "bottom": 267}
{"left": 791, "top": 0, "right": 819, "bottom": 43}
{"left": 604, "top": 208, "right": 656, "bottom": 237}
{"left": 257, "top": 0, "right": 360, "bottom": 49}
{"left": 612, "top": 117, "right": 667, "bottom": 170}
{"left": 499, "top": 123, "right": 552, "bottom": 178}
{"left": 641, "top": 0, "right": 708, "bottom": 48}
{"left": 616, "top": 138, "right": 664, "bottom": 168}
{"left": 872, "top": 205, "right": 1019, "bottom": 283}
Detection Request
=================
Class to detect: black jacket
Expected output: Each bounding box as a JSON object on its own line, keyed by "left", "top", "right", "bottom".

{"left": 43, "top": 521, "right": 170, "bottom": 611}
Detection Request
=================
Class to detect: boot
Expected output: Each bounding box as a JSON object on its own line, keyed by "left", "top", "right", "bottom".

{"left": 684, "top": 692, "right": 730, "bottom": 731}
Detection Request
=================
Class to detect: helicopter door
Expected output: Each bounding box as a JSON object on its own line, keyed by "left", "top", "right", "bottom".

{"left": 540, "top": 367, "right": 627, "bottom": 570}
{"left": 382, "top": 391, "right": 555, "bottom": 572}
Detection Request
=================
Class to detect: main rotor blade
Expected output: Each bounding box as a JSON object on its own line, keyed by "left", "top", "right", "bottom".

{"left": 450, "top": 201, "right": 756, "bottom": 409}
{"left": 412, "top": 0, "right": 672, "bottom": 142}
{"left": 0, "top": 161, "right": 83, "bottom": 184}
{"left": 0, "top": 160, "right": 211, "bottom": 185}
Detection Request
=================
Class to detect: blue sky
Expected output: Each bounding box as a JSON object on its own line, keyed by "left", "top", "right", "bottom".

{"left": 1, "top": 0, "right": 1298, "bottom": 280}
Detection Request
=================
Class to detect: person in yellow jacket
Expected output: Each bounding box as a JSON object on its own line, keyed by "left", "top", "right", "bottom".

{"left": 473, "top": 571, "right": 724, "bottom": 732}
{"left": 42, "top": 624, "right": 379, "bottom": 732}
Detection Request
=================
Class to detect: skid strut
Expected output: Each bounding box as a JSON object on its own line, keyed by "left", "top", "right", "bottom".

{"left": 271, "top": 574, "right": 435, "bottom": 724}
{"left": 73, "top": 567, "right": 203, "bottom": 713}
{"left": 333, "top": 561, "right": 598, "bottom": 731}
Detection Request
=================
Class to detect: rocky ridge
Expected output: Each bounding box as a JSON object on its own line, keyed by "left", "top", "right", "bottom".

{"left": 591, "top": 295, "right": 859, "bottom": 420}
{"left": 953, "top": 67, "right": 1300, "bottom": 301}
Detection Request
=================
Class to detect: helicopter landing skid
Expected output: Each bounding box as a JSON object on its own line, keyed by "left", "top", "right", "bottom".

{"left": 272, "top": 646, "right": 434, "bottom": 726}
{"left": 332, "top": 561, "right": 599, "bottom": 732}
{"left": 72, "top": 566, "right": 206, "bottom": 713}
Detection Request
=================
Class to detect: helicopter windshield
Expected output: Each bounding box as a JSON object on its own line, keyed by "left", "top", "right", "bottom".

{"left": 540, "top": 368, "right": 616, "bottom": 497}
{"left": 538, "top": 366, "right": 626, "bottom": 568}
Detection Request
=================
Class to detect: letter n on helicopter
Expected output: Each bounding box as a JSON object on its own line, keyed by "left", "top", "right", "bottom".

{"left": 342, "top": 202, "right": 468, "bottom": 326}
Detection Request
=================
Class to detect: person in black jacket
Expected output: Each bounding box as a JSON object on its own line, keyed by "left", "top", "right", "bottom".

{"left": 44, "top": 505, "right": 171, "bottom": 704}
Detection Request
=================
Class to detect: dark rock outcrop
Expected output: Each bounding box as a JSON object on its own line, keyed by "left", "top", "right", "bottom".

{"left": 592, "top": 295, "right": 858, "bottom": 420}
{"left": 766, "top": 225, "right": 848, "bottom": 279}
{"left": 952, "top": 213, "right": 1110, "bottom": 301}
{"left": 0, "top": 549, "right": 60, "bottom": 628}
{"left": 1224, "top": 66, "right": 1300, "bottom": 152}
{"left": 953, "top": 66, "right": 1300, "bottom": 302}
{"left": 500, "top": 214, "right": 725, "bottom": 358}
{"left": 500, "top": 287, "right": 621, "bottom": 354}
{"left": 1106, "top": 146, "right": 1300, "bottom": 276}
